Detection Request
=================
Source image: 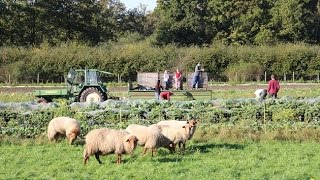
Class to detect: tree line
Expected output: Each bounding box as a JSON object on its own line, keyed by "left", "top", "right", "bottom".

{"left": 1, "top": 41, "right": 319, "bottom": 83}
{"left": 1, "top": 0, "right": 320, "bottom": 46}
{"left": 1, "top": 0, "right": 320, "bottom": 83}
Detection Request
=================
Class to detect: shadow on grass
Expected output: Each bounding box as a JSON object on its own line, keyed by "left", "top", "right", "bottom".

{"left": 156, "top": 156, "right": 183, "bottom": 163}
{"left": 185, "top": 143, "right": 245, "bottom": 154}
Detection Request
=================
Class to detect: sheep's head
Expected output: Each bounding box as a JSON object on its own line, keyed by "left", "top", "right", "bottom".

{"left": 68, "top": 129, "right": 80, "bottom": 144}
{"left": 182, "top": 124, "right": 193, "bottom": 138}
{"left": 124, "top": 135, "right": 138, "bottom": 153}
{"left": 186, "top": 119, "right": 198, "bottom": 127}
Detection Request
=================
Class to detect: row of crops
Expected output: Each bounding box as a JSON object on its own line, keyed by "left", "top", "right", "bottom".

{"left": 1, "top": 97, "right": 320, "bottom": 138}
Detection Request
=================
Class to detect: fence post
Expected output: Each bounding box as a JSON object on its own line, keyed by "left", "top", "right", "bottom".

{"left": 293, "top": 72, "right": 295, "bottom": 82}
{"left": 235, "top": 72, "right": 238, "bottom": 82}
{"left": 264, "top": 71, "right": 267, "bottom": 82}
{"left": 8, "top": 74, "right": 11, "bottom": 84}
{"left": 37, "top": 74, "right": 40, "bottom": 84}
{"left": 284, "top": 73, "right": 286, "bottom": 81}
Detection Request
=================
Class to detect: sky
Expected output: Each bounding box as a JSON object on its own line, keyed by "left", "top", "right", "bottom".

{"left": 120, "top": 0, "right": 157, "bottom": 12}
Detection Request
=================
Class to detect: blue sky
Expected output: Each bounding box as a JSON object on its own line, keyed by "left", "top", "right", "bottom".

{"left": 121, "top": 0, "right": 157, "bottom": 11}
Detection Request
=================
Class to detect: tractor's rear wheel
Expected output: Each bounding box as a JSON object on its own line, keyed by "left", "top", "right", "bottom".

{"left": 79, "top": 87, "right": 105, "bottom": 103}
{"left": 37, "top": 97, "right": 49, "bottom": 104}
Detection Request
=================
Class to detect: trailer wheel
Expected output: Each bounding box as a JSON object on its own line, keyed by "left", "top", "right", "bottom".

{"left": 80, "top": 87, "right": 104, "bottom": 103}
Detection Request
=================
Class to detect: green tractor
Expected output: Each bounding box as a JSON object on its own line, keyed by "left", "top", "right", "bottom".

{"left": 33, "top": 68, "right": 112, "bottom": 103}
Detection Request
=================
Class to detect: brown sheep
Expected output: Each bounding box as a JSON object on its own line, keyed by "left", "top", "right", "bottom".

{"left": 83, "top": 128, "right": 138, "bottom": 165}
{"left": 47, "top": 116, "right": 80, "bottom": 145}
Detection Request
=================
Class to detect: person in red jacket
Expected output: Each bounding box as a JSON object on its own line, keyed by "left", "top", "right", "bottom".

{"left": 160, "top": 91, "right": 173, "bottom": 101}
{"left": 267, "top": 74, "right": 280, "bottom": 99}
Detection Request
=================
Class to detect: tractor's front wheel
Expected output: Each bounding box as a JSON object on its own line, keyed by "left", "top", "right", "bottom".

{"left": 79, "top": 87, "right": 105, "bottom": 103}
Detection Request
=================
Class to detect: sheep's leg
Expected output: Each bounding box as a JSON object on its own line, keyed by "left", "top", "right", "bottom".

{"left": 151, "top": 148, "right": 157, "bottom": 157}
{"left": 83, "top": 155, "right": 89, "bottom": 165}
{"left": 116, "top": 154, "right": 122, "bottom": 164}
{"left": 95, "top": 153, "right": 103, "bottom": 164}
{"left": 182, "top": 143, "right": 186, "bottom": 151}
{"left": 173, "top": 143, "right": 177, "bottom": 152}
{"left": 142, "top": 148, "right": 148, "bottom": 155}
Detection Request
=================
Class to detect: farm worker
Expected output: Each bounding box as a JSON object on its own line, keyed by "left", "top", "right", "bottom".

{"left": 163, "top": 70, "right": 170, "bottom": 90}
{"left": 254, "top": 89, "right": 267, "bottom": 101}
{"left": 267, "top": 74, "right": 280, "bottom": 99}
{"left": 174, "top": 69, "right": 183, "bottom": 90}
{"left": 192, "top": 62, "right": 204, "bottom": 89}
{"left": 154, "top": 79, "right": 163, "bottom": 101}
{"left": 160, "top": 91, "right": 173, "bottom": 101}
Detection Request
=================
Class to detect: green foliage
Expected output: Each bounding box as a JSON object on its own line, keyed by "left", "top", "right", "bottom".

{"left": 1, "top": 42, "right": 320, "bottom": 83}
{"left": 225, "top": 62, "right": 263, "bottom": 82}
{"left": 1, "top": 97, "right": 320, "bottom": 138}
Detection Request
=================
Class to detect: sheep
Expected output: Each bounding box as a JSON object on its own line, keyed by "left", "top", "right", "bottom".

{"left": 157, "top": 119, "right": 198, "bottom": 140}
{"left": 125, "top": 124, "right": 174, "bottom": 156}
{"left": 47, "top": 116, "right": 81, "bottom": 145}
{"left": 157, "top": 123, "right": 194, "bottom": 152}
{"left": 83, "top": 128, "right": 138, "bottom": 165}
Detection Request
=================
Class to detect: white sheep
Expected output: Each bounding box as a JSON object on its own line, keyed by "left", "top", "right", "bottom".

{"left": 47, "top": 116, "right": 81, "bottom": 145}
{"left": 125, "top": 124, "right": 174, "bottom": 156}
{"left": 83, "top": 128, "right": 138, "bottom": 165}
{"left": 157, "top": 119, "right": 198, "bottom": 140}
{"left": 157, "top": 123, "right": 193, "bottom": 152}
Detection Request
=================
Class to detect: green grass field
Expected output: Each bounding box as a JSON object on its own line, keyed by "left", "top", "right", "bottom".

{"left": 1, "top": 137, "right": 319, "bottom": 179}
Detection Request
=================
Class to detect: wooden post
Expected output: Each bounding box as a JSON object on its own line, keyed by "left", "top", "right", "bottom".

{"left": 284, "top": 73, "right": 286, "bottom": 81}
{"left": 119, "top": 107, "right": 122, "bottom": 123}
{"left": 235, "top": 72, "right": 238, "bottom": 82}
{"left": 8, "top": 74, "right": 11, "bottom": 84}
{"left": 264, "top": 71, "right": 267, "bottom": 82}
{"left": 37, "top": 74, "right": 40, "bottom": 84}
{"left": 293, "top": 71, "right": 295, "bottom": 81}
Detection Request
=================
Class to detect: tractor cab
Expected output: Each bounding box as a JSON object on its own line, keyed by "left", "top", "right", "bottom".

{"left": 66, "top": 68, "right": 112, "bottom": 102}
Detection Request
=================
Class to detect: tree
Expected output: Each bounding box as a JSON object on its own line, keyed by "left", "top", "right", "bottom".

{"left": 155, "top": 0, "right": 213, "bottom": 45}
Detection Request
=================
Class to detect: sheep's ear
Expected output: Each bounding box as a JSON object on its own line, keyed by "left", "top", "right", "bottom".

{"left": 186, "top": 120, "right": 189, "bottom": 124}
{"left": 182, "top": 125, "right": 186, "bottom": 128}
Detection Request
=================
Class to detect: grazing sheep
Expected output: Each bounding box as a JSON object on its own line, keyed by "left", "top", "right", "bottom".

{"left": 125, "top": 124, "right": 174, "bottom": 156}
{"left": 157, "top": 123, "right": 193, "bottom": 151}
{"left": 47, "top": 116, "right": 80, "bottom": 145}
{"left": 83, "top": 128, "right": 138, "bottom": 165}
{"left": 157, "top": 119, "right": 198, "bottom": 140}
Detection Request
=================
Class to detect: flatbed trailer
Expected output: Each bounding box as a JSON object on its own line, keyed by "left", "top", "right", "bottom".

{"left": 128, "top": 89, "right": 212, "bottom": 100}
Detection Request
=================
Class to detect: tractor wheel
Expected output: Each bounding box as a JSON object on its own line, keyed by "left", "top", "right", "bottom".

{"left": 79, "top": 87, "right": 104, "bottom": 103}
{"left": 37, "top": 97, "right": 49, "bottom": 104}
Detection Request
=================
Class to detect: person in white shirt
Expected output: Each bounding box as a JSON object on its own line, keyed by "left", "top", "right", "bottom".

{"left": 254, "top": 89, "right": 267, "bottom": 101}
{"left": 163, "top": 70, "right": 169, "bottom": 90}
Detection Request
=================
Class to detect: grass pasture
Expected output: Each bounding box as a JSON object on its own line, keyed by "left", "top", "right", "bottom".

{"left": 0, "top": 138, "right": 319, "bottom": 179}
